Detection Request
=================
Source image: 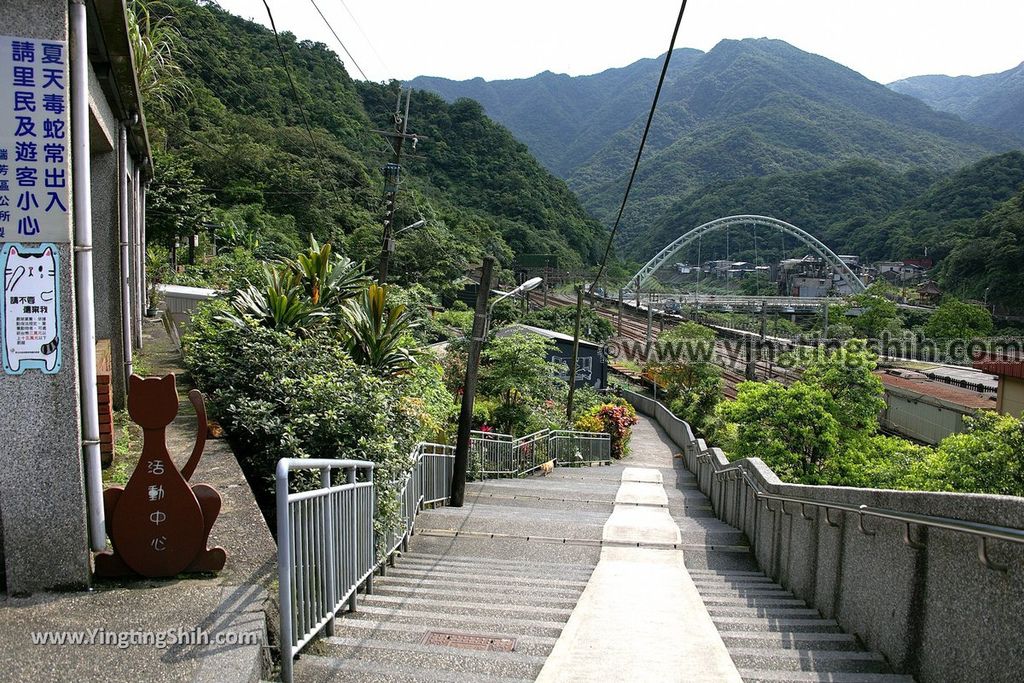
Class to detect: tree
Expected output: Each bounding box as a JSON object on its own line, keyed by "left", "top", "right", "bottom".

{"left": 801, "top": 341, "right": 886, "bottom": 436}
{"left": 479, "top": 332, "right": 562, "bottom": 434}
{"left": 718, "top": 381, "right": 840, "bottom": 483}
{"left": 147, "top": 150, "right": 214, "bottom": 250}
{"left": 836, "top": 284, "right": 903, "bottom": 339}
{"left": 521, "top": 305, "right": 615, "bottom": 343}
{"left": 923, "top": 298, "right": 994, "bottom": 339}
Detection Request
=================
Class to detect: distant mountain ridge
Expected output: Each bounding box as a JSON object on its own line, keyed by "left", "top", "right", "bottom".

{"left": 412, "top": 38, "right": 1023, "bottom": 257}
{"left": 889, "top": 62, "right": 1024, "bottom": 141}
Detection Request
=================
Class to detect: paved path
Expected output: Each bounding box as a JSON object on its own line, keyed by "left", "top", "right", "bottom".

{"left": 536, "top": 463, "right": 742, "bottom": 682}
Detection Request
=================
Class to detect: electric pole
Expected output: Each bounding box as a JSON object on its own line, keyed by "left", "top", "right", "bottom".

{"left": 451, "top": 257, "right": 496, "bottom": 507}
{"left": 566, "top": 285, "right": 584, "bottom": 421}
{"left": 375, "top": 87, "right": 420, "bottom": 284}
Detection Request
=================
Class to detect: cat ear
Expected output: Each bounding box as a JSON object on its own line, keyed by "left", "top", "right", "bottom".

{"left": 161, "top": 373, "right": 176, "bottom": 389}
{"left": 8, "top": 246, "right": 17, "bottom": 257}
{"left": 42, "top": 247, "right": 52, "bottom": 258}
{"left": 129, "top": 374, "right": 143, "bottom": 390}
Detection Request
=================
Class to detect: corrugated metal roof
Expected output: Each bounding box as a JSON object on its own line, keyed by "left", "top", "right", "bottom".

{"left": 973, "top": 359, "right": 1024, "bottom": 380}
{"left": 877, "top": 372, "right": 995, "bottom": 411}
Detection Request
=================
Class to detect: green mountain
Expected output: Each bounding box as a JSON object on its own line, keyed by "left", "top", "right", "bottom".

{"left": 148, "top": 0, "right": 607, "bottom": 293}
{"left": 635, "top": 152, "right": 1024, "bottom": 270}
{"left": 889, "top": 62, "right": 1024, "bottom": 141}
{"left": 412, "top": 39, "right": 1022, "bottom": 256}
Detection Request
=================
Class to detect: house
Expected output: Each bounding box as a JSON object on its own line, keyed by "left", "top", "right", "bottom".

{"left": 495, "top": 324, "right": 608, "bottom": 390}
{"left": 918, "top": 280, "right": 942, "bottom": 305}
{"left": 0, "top": 0, "right": 152, "bottom": 593}
{"left": 973, "top": 357, "right": 1024, "bottom": 418}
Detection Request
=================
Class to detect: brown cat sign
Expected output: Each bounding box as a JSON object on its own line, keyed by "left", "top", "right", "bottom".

{"left": 95, "top": 374, "right": 226, "bottom": 578}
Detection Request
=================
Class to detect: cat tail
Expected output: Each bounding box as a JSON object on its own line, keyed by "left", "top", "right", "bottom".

{"left": 181, "top": 389, "right": 208, "bottom": 481}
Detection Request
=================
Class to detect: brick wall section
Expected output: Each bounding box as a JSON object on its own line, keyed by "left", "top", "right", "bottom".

{"left": 97, "top": 374, "right": 114, "bottom": 467}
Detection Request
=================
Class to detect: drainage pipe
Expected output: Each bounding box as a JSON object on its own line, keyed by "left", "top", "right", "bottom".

{"left": 132, "top": 162, "right": 143, "bottom": 348}
{"left": 118, "top": 122, "right": 133, "bottom": 382}
{"left": 70, "top": 0, "right": 106, "bottom": 551}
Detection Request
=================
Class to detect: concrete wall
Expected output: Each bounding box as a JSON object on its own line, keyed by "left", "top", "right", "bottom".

{"left": 0, "top": 0, "right": 93, "bottom": 594}
{"left": 622, "top": 389, "right": 1024, "bottom": 682}
{"left": 998, "top": 377, "right": 1024, "bottom": 418}
{"left": 880, "top": 389, "right": 968, "bottom": 445}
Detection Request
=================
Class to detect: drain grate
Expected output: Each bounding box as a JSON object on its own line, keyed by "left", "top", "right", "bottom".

{"left": 422, "top": 630, "right": 517, "bottom": 652}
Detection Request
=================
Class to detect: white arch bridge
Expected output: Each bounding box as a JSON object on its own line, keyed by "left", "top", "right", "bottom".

{"left": 628, "top": 215, "right": 866, "bottom": 295}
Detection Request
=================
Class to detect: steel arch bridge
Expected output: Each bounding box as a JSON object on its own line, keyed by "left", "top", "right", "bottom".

{"left": 628, "top": 215, "right": 866, "bottom": 294}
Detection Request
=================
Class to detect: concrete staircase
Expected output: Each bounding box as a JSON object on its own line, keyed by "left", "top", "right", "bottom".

{"left": 690, "top": 569, "right": 915, "bottom": 682}
{"left": 292, "top": 548, "right": 594, "bottom": 682}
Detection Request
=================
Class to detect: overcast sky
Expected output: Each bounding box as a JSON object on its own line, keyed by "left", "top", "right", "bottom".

{"left": 218, "top": 0, "right": 1024, "bottom": 85}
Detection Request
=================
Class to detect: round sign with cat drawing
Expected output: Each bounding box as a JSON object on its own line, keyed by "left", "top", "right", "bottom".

{"left": 1, "top": 242, "right": 61, "bottom": 374}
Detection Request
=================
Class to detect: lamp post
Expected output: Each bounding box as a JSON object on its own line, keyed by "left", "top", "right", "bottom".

{"left": 450, "top": 269, "right": 543, "bottom": 507}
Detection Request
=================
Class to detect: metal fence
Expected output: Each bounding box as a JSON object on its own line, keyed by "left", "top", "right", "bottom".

{"left": 549, "top": 430, "right": 612, "bottom": 466}
{"left": 276, "top": 429, "right": 605, "bottom": 681}
{"left": 276, "top": 459, "right": 375, "bottom": 683}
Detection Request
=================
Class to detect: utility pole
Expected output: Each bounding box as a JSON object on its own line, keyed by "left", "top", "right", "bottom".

{"left": 451, "top": 257, "right": 495, "bottom": 507}
{"left": 566, "top": 285, "right": 584, "bottom": 421}
{"left": 375, "top": 87, "right": 420, "bottom": 284}
{"left": 822, "top": 301, "right": 829, "bottom": 341}
{"left": 617, "top": 288, "right": 624, "bottom": 336}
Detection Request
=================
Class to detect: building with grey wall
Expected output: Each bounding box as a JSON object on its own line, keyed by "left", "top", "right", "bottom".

{"left": 0, "top": 0, "right": 151, "bottom": 594}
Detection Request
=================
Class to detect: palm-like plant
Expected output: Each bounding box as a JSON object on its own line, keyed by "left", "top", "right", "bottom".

{"left": 128, "top": 0, "right": 192, "bottom": 109}
{"left": 287, "top": 237, "right": 369, "bottom": 309}
{"left": 221, "top": 263, "right": 325, "bottom": 334}
{"left": 340, "top": 284, "right": 418, "bottom": 376}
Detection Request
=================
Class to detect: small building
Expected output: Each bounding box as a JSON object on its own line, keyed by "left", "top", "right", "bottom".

{"left": 973, "top": 358, "right": 1024, "bottom": 418}
{"left": 495, "top": 324, "right": 607, "bottom": 390}
{"left": 791, "top": 276, "right": 831, "bottom": 298}
{"left": 0, "top": 1, "right": 152, "bottom": 594}
{"left": 917, "top": 280, "right": 942, "bottom": 305}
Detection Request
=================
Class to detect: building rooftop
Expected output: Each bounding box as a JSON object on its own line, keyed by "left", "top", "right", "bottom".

{"left": 495, "top": 324, "right": 603, "bottom": 349}
{"left": 877, "top": 371, "right": 996, "bottom": 411}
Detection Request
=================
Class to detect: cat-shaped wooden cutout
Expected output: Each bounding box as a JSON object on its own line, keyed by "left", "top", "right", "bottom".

{"left": 94, "top": 374, "right": 226, "bottom": 578}
{"left": 2, "top": 243, "right": 61, "bottom": 374}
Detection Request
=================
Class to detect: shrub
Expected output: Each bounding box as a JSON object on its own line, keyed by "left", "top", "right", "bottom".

{"left": 576, "top": 400, "right": 638, "bottom": 459}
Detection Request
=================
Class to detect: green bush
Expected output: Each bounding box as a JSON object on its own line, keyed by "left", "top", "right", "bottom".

{"left": 576, "top": 399, "right": 638, "bottom": 459}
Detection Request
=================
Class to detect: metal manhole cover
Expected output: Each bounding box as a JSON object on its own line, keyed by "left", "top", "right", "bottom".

{"left": 422, "top": 630, "right": 517, "bottom": 652}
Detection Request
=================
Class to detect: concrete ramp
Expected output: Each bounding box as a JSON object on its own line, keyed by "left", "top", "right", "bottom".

{"left": 537, "top": 467, "right": 742, "bottom": 682}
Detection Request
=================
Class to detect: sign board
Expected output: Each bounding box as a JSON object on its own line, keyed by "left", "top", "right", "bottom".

{"left": 1, "top": 242, "right": 62, "bottom": 374}
{"left": 0, "top": 35, "right": 70, "bottom": 243}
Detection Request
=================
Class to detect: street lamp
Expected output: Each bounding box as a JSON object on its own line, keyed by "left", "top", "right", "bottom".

{"left": 484, "top": 276, "right": 543, "bottom": 337}
{"left": 450, "top": 264, "right": 543, "bottom": 507}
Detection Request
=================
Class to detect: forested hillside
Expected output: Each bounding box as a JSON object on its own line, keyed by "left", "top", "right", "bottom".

{"left": 147, "top": 0, "right": 607, "bottom": 295}
{"left": 889, "top": 62, "right": 1024, "bottom": 141}
{"left": 413, "top": 39, "right": 1022, "bottom": 254}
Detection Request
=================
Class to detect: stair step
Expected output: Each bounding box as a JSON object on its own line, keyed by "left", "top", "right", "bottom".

{"left": 327, "top": 621, "right": 557, "bottom": 656}
{"left": 295, "top": 653, "right": 532, "bottom": 682}
{"left": 688, "top": 569, "right": 767, "bottom": 576}
{"left": 702, "top": 596, "right": 807, "bottom": 607}
{"left": 359, "top": 594, "right": 573, "bottom": 618}
{"left": 343, "top": 605, "right": 569, "bottom": 638}
{"left": 318, "top": 636, "right": 546, "bottom": 678}
{"left": 392, "top": 559, "right": 592, "bottom": 582}
{"left": 372, "top": 583, "right": 579, "bottom": 608}
{"left": 738, "top": 670, "right": 915, "bottom": 682}
{"left": 696, "top": 587, "right": 790, "bottom": 597}
{"left": 712, "top": 617, "right": 843, "bottom": 633}
{"left": 396, "top": 555, "right": 594, "bottom": 577}
{"left": 729, "top": 648, "right": 890, "bottom": 674}
{"left": 706, "top": 606, "right": 822, "bottom": 618}
{"left": 692, "top": 578, "right": 778, "bottom": 588}
{"left": 378, "top": 574, "right": 584, "bottom": 598}
{"left": 386, "top": 567, "right": 589, "bottom": 590}
{"left": 407, "top": 552, "right": 595, "bottom": 571}
{"left": 719, "top": 631, "right": 860, "bottom": 651}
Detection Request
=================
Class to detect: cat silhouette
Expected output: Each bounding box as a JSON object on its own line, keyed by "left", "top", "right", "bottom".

{"left": 94, "top": 374, "right": 226, "bottom": 578}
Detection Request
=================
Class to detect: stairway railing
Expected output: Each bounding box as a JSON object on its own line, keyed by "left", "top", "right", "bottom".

{"left": 620, "top": 387, "right": 1024, "bottom": 681}
{"left": 275, "top": 428, "right": 607, "bottom": 681}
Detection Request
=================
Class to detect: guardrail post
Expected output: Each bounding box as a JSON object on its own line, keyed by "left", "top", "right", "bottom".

{"left": 320, "top": 465, "right": 336, "bottom": 636}
{"left": 346, "top": 465, "right": 358, "bottom": 613}
{"left": 277, "top": 461, "right": 294, "bottom": 683}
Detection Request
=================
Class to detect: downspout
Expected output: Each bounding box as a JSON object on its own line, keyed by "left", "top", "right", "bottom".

{"left": 118, "top": 122, "right": 133, "bottom": 382}
{"left": 70, "top": 0, "right": 106, "bottom": 552}
{"left": 132, "top": 163, "right": 143, "bottom": 349}
{"left": 141, "top": 178, "right": 149, "bottom": 314}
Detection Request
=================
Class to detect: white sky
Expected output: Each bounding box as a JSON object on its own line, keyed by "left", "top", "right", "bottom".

{"left": 218, "top": 0, "right": 1024, "bottom": 85}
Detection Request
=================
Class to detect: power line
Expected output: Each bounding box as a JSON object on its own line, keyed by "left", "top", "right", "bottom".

{"left": 337, "top": 0, "right": 390, "bottom": 78}
{"left": 309, "top": 0, "right": 371, "bottom": 81}
{"left": 262, "top": 0, "right": 329, "bottom": 175}
{"left": 590, "top": 0, "right": 690, "bottom": 295}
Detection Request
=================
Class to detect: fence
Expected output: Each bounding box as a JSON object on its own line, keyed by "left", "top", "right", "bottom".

{"left": 470, "top": 428, "right": 611, "bottom": 476}
{"left": 619, "top": 387, "right": 1024, "bottom": 682}
{"left": 276, "top": 428, "right": 606, "bottom": 681}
